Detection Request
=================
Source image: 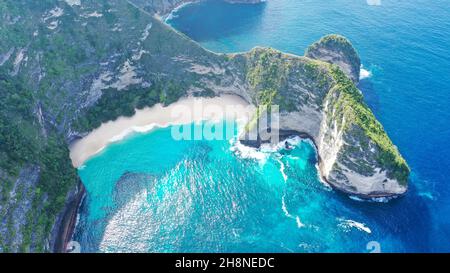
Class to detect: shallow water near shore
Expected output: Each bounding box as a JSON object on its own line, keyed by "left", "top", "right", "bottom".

{"left": 74, "top": 0, "right": 450, "bottom": 252}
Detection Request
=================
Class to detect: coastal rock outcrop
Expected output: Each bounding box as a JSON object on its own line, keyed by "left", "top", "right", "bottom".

{"left": 305, "top": 34, "right": 361, "bottom": 83}
{"left": 316, "top": 66, "right": 409, "bottom": 197}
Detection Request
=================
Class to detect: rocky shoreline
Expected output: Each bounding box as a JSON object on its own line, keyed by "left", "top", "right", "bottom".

{"left": 240, "top": 128, "right": 405, "bottom": 200}
{"left": 53, "top": 182, "right": 85, "bottom": 253}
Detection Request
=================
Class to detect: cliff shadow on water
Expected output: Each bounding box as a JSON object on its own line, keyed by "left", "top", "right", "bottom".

{"left": 166, "top": 0, "right": 267, "bottom": 43}
{"left": 357, "top": 78, "right": 381, "bottom": 114}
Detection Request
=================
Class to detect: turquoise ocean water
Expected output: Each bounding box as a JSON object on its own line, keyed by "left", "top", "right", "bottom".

{"left": 74, "top": 0, "right": 450, "bottom": 252}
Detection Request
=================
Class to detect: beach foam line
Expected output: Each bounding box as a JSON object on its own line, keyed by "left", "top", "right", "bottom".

{"left": 69, "top": 95, "right": 254, "bottom": 168}
{"left": 230, "top": 141, "right": 269, "bottom": 163}
{"left": 163, "top": 1, "right": 195, "bottom": 22}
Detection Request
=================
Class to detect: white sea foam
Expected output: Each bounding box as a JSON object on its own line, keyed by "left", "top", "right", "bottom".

{"left": 230, "top": 140, "right": 269, "bottom": 164}
{"left": 164, "top": 12, "right": 177, "bottom": 23}
{"left": 281, "top": 195, "right": 305, "bottom": 228}
{"left": 349, "top": 195, "right": 365, "bottom": 202}
{"left": 296, "top": 216, "right": 305, "bottom": 228}
{"left": 276, "top": 139, "right": 308, "bottom": 229}
{"left": 231, "top": 135, "right": 306, "bottom": 165}
{"left": 107, "top": 123, "right": 168, "bottom": 143}
{"left": 359, "top": 66, "right": 372, "bottom": 80}
{"left": 108, "top": 128, "right": 133, "bottom": 143}
{"left": 349, "top": 194, "right": 395, "bottom": 203}
{"left": 371, "top": 196, "right": 393, "bottom": 203}
{"left": 281, "top": 195, "right": 291, "bottom": 218}
{"left": 338, "top": 218, "right": 372, "bottom": 234}
{"left": 164, "top": 1, "right": 194, "bottom": 22}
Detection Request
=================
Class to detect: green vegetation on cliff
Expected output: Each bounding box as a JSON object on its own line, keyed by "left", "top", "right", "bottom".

{"left": 245, "top": 47, "right": 331, "bottom": 112}
{"left": 246, "top": 48, "right": 288, "bottom": 91}
{"left": 327, "top": 65, "right": 409, "bottom": 184}
{"left": 242, "top": 42, "right": 408, "bottom": 185}
{"left": 306, "top": 34, "right": 361, "bottom": 81}
{"left": 0, "top": 71, "right": 78, "bottom": 251}
{"left": 243, "top": 88, "right": 278, "bottom": 133}
{"left": 306, "top": 34, "right": 359, "bottom": 64}
{"left": 244, "top": 48, "right": 286, "bottom": 133}
{"left": 74, "top": 79, "right": 188, "bottom": 133}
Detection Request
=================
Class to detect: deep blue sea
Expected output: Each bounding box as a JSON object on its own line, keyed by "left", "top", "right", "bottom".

{"left": 74, "top": 0, "right": 450, "bottom": 252}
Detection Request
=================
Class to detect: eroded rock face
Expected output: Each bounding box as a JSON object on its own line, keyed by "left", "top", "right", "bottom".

{"left": 317, "top": 95, "right": 407, "bottom": 197}
{"left": 237, "top": 37, "right": 408, "bottom": 198}
{"left": 305, "top": 34, "right": 361, "bottom": 83}
{"left": 129, "top": 0, "right": 265, "bottom": 16}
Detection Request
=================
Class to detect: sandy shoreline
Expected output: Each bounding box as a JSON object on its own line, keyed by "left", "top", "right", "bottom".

{"left": 69, "top": 95, "right": 254, "bottom": 168}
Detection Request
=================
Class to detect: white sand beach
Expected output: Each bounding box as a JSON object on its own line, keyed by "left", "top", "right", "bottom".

{"left": 69, "top": 95, "right": 255, "bottom": 168}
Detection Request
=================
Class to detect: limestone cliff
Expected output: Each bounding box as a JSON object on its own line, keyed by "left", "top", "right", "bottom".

{"left": 0, "top": 0, "right": 408, "bottom": 252}
{"left": 306, "top": 34, "right": 361, "bottom": 83}
{"left": 317, "top": 66, "right": 409, "bottom": 197}
{"left": 237, "top": 43, "right": 409, "bottom": 197}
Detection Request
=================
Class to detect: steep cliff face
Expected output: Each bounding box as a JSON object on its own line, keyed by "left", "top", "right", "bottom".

{"left": 237, "top": 38, "right": 409, "bottom": 197}
{"left": 0, "top": 0, "right": 408, "bottom": 252}
{"left": 317, "top": 66, "right": 409, "bottom": 197}
{"left": 306, "top": 34, "right": 361, "bottom": 83}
